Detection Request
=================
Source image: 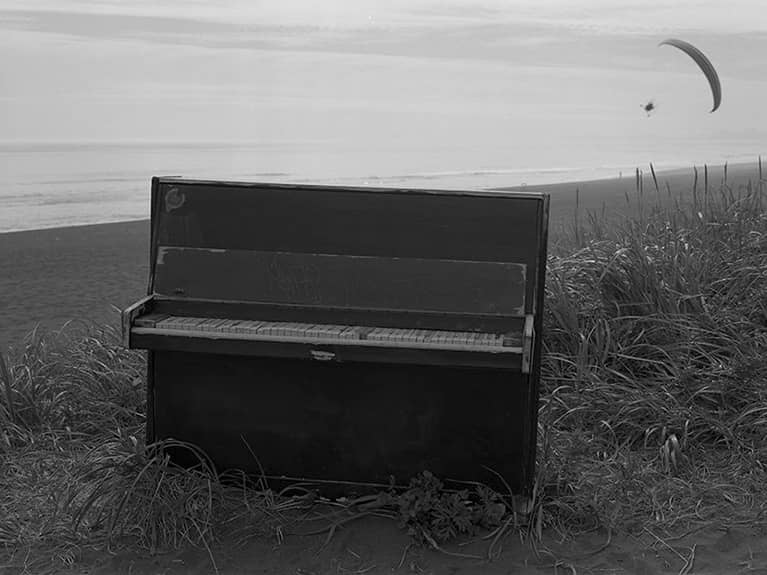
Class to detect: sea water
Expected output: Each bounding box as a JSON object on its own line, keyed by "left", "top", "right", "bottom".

{"left": 0, "top": 141, "right": 759, "bottom": 233}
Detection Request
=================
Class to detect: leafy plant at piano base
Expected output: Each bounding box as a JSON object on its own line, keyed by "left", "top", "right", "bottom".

{"left": 392, "top": 470, "right": 507, "bottom": 547}
{"left": 286, "top": 470, "right": 513, "bottom": 559}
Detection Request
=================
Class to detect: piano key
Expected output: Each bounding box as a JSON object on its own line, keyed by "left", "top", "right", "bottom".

{"left": 338, "top": 326, "right": 358, "bottom": 340}
{"left": 207, "top": 318, "right": 228, "bottom": 331}
{"left": 369, "top": 328, "right": 389, "bottom": 342}
{"left": 303, "top": 325, "right": 323, "bottom": 337}
{"left": 281, "top": 322, "right": 298, "bottom": 336}
{"left": 243, "top": 320, "right": 265, "bottom": 334}
{"left": 198, "top": 318, "right": 221, "bottom": 331}
{"left": 160, "top": 316, "right": 191, "bottom": 329}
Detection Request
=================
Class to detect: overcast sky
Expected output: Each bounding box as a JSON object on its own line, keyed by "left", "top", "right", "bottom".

{"left": 1, "top": 0, "right": 765, "bottom": 177}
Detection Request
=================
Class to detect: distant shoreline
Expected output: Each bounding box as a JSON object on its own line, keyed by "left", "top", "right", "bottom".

{"left": 0, "top": 217, "right": 151, "bottom": 237}
{"left": 0, "top": 160, "right": 767, "bottom": 237}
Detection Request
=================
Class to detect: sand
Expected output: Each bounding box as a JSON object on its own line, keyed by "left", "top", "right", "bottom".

{"left": 72, "top": 520, "right": 767, "bottom": 574}
{"left": 0, "top": 220, "right": 149, "bottom": 351}
{"left": 1, "top": 161, "right": 765, "bottom": 572}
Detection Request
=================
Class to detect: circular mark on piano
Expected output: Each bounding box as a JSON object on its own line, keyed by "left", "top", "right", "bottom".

{"left": 165, "top": 187, "right": 186, "bottom": 212}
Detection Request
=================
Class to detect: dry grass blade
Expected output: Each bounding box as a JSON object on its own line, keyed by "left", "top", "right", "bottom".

{"left": 0, "top": 351, "right": 18, "bottom": 427}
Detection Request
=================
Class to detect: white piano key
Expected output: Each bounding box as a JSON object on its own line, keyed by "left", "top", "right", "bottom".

{"left": 230, "top": 320, "right": 250, "bottom": 334}
{"left": 338, "top": 326, "right": 357, "bottom": 340}
{"left": 303, "top": 325, "right": 324, "bottom": 338}
{"left": 281, "top": 322, "right": 298, "bottom": 336}
{"left": 367, "top": 328, "right": 384, "bottom": 341}
{"left": 198, "top": 318, "right": 220, "bottom": 331}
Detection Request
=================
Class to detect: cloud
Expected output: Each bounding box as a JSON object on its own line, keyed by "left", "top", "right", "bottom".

{"left": 3, "top": 0, "right": 766, "bottom": 34}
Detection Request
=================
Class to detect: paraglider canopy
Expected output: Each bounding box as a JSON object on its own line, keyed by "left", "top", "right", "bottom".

{"left": 659, "top": 38, "right": 721, "bottom": 112}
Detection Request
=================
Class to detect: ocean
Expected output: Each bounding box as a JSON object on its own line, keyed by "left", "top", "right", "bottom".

{"left": 0, "top": 141, "right": 761, "bottom": 233}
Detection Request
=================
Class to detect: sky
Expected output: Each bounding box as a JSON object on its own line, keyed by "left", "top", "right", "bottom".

{"left": 0, "top": 0, "right": 766, "bottom": 182}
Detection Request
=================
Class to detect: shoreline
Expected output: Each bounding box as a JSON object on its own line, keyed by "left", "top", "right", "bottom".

{"left": 1, "top": 159, "right": 762, "bottom": 236}
{"left": 0, "top": 217, "right": 151, "bottom": 237}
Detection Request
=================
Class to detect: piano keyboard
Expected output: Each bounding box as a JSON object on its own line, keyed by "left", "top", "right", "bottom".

{"left": 133, "top": 315, "right": 520, "bottom": 352}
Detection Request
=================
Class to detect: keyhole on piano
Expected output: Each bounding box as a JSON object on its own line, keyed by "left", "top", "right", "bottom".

{"left": 173, "top": 287, "right": 185, "bottom": 295}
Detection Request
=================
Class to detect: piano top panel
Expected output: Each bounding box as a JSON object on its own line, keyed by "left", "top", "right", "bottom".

{"left": 152, "top": 179, "right": 545, "bottom": 261}
{"left": 149, "top": 178, "right": 549, "bottom": 314}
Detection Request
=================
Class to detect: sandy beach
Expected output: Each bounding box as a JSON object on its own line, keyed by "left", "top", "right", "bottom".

{"left": 1, "top": 161, "right": 763, "bottom": 351}
{"left": 0, "top": 220, "right": 149, "bottom": 350}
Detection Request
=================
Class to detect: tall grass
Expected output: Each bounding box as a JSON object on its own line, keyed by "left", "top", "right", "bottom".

{"left": 537, "top": 163, "right": 767, "bottom": 538}
{"left": 0, "top": 163, "right": 766, "bottom": 571}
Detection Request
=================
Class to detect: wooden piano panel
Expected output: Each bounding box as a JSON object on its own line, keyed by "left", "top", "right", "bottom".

{"left": 150, "top": 351, "right": 537, "bottom": 495}
{"left": 153, "top": 248, "right": 526, "bottom": 316}
{"left": 152, "top": 180, "right": 546, "bottom": 313}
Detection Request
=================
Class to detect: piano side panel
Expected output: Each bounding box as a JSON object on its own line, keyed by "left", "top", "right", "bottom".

{"left": 525, "top": 194, "right": 550, "bottom": 493}
{"left": 149, "top": 350, "right": 536, "bottom": 494}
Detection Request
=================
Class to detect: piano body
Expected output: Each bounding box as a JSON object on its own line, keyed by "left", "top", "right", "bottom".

{"left": 123, "top": 177, "right": 549, "bottom": 494}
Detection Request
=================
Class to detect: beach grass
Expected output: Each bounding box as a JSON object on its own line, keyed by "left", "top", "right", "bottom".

{"left": 1, "top": 163, "right": 766, "bottom": 572}
{"left": 534, "top": 162, "right": 767, "bottom": 545}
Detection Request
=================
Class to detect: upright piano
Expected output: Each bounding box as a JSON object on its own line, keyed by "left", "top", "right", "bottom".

{"left": 123, "top": 177, "right": 549, "bottom": 494}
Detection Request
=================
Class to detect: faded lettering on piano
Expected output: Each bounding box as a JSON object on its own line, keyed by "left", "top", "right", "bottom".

{"left": 266, "top": 253, "right": 323, "bottom": 305}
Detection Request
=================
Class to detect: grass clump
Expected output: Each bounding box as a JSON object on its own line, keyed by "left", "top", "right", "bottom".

{"left": 535, "top": 163, "right": 767, "bottom": 541}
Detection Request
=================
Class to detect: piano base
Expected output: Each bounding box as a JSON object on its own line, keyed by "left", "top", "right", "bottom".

{"left": 148, "top": 350, "right": 537, "bottom": 496}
